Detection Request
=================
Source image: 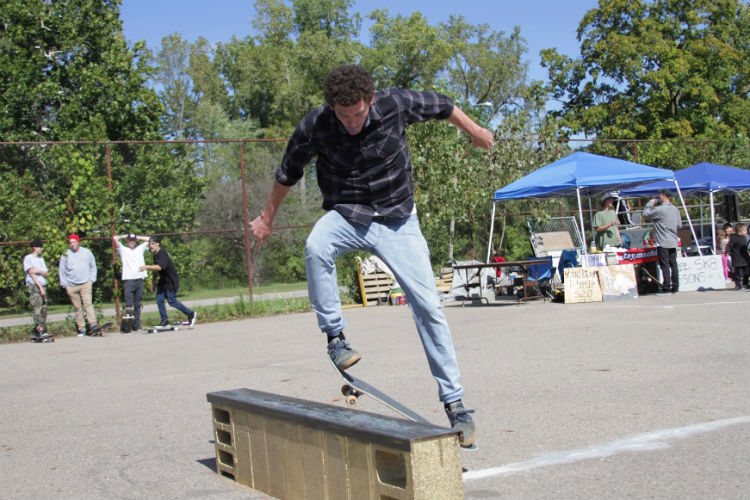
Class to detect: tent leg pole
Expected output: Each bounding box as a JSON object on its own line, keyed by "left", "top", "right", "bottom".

{"left": 674, "top": 180, "right": 701, "bottom": 256}
{"left": 576, "top": 188, "right": 588, "bottom": 263}
{"left": 710, "top": 191, "right": 716, "bottom": 255}
{"left": 486, "top": 201, "right": 496, "bottom": 263}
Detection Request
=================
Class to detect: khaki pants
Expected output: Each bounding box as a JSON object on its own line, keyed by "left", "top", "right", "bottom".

{"left": 66, "top": 281, "right": 97, "bottom": 332}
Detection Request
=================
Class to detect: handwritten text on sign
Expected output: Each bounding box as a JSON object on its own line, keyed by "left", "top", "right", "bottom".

{"left": 564, "top": 267, "right": 603, "bottom": 303}
{"left": 670, "top": 255, "right": 726, "bottom": 291}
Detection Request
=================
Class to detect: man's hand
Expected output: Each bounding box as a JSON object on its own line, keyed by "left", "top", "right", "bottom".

{"left": 250, "top": 214, "right": 273, "bottom": 245}
{"left": 471, "top": 127, "right": 494, "bottom": 150}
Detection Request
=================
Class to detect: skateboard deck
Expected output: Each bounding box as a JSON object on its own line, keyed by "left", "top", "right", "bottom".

{"left": 328, "top": 357, "right": 430, "bottom": 424}
{"left": 88, "top": 322, "right": 114, "bottom": 337}
{"left": 145, "top": 324, "right": 179, "bottom": 334}
{"left": 29, "top": 333, "right": 56, "bottom": 343}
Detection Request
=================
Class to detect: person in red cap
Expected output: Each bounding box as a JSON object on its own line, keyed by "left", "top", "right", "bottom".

{"left": 58, "top": 234, "right": 99, "bottom": 335}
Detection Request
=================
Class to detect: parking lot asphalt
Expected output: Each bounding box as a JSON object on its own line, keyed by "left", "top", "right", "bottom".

{"left": 1, "top": 289, "right": 748, "bottom": 499}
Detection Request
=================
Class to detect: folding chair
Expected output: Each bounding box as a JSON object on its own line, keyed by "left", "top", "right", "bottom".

{"left": 557, "top": 249, "right": 578, "bottom": 284}
{"left": 520, "top": 256, "right": 554, "bottom": 302}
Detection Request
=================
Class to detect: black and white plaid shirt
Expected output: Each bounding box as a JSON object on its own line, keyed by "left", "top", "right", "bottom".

{"left": 275, "top": 88, "right": 454, "bottom": 225}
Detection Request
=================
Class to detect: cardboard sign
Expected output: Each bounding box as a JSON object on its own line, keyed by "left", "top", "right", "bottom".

{"left": 564, "top": 267, "right": 603, "bottom": 303}
{"left": 596, "top": 264, "right": 638, "bottom": 301}
{"left": 659, "top": 255, "right": 726, "bottom": 292}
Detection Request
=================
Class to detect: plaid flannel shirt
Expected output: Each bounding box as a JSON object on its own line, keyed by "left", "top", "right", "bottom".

{"left": 275, "top": 88, "right": 454, "bottom": 225}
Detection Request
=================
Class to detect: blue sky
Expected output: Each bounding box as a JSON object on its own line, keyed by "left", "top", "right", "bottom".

{"left": 120, "top": 0, "right": 600, "bottom": 83}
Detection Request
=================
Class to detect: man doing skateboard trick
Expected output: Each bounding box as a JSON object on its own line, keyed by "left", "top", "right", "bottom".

{"left": 251, "top": 64, "right": 493, "bottom": 447}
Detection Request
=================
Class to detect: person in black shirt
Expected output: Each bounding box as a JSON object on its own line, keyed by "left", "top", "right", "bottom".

{"left": 140, "top": 236, "right": 196, "bottom": 327}
{"left": 251, "top": 64, "right": 493, "bottom": 447}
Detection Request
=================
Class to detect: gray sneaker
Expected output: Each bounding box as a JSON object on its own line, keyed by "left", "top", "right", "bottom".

{"left": 445, "top": 400, "right": 476, "bottom": 447}
{"left": 327, "top": 336, "right": 362, "bottom": 371}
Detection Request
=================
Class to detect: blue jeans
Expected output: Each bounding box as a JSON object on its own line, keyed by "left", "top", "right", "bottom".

{"left": 156, "top": 287, "right": 193, "bottom": 323}
{"left": 305, "top": 210, "right": 464, "bottom": 403}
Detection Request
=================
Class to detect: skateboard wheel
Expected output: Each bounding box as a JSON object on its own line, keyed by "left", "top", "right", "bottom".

{"left": 341, "top": 384, "right": 354, "bottom": 397}
{"left": 345, "top": 395, "right": 358, "bottom": 407}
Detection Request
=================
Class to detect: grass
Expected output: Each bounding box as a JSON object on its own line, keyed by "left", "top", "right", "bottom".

{"left": 0, "top": 282, "right": 309, "bottom": 319}
{"left": 0, "top": 282, "right": 358, "bottom": 344}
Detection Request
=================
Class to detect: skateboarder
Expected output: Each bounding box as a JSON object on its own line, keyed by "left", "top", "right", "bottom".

{"left": 140, "top": 236, "right": 196, "bottom": 327}
{"left": 113, "top": 233, "right": 150, "bottom": 331}
{"left": 59, "top": 234, "right": 100, "bottom": 335}
{"left": 23, "top": 238, "right": 50, "bottom": 339}
{"left": 251, "top": 64, "right": 492, "bottom": 447}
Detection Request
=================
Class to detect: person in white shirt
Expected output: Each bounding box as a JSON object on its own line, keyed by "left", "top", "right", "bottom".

{"left": 23, "top": 238, "right": 50, "bottom": 338}
{"left": 113, "top": 233, "right": 149, "bottom": 330}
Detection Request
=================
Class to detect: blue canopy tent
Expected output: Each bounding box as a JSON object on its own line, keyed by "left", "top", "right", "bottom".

{"left": 487, "top": 151, "right": 699, "bottom": 261}
{"left": 620, "top": 162, "right": 750, "bottom": 253}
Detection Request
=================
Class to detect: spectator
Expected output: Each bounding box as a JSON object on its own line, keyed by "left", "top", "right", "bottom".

{"left": 642, "top": 189, "right": 681, "bottom": 294}
{"left": 594, "top": 193, "right": 622, "bottom": 250}
{"left": 23, "top": 238, "right": 50, "bottom": 339}
{"left": 140, "top": 236, "right": 196, "bottom": 327}
{"left": 59, "top": 234, "right": 99, "bottom": 335}
{"left": 113, "top": 233, "right": 150, "bottom": 331}
{"left": 726, "top": 223, "right": 749, "bottom": 290}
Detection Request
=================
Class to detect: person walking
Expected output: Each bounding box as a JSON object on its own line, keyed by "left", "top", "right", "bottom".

{"left": 250, "top": 64, "right": 493, "bottom": 447}
{"left": 643, "top": 189, "right": 682, "bottom": 294}
{"left": 140, "top": 236, "right": 196, "bottom": 327}
{"left": 113, "top": 233, "right": 150, "bottom": 331}
{"left": 58, "top": 234, "right": 99, "bottom": 335}
{"left": 23, "top": 238, "right": 50, "bottom": 339}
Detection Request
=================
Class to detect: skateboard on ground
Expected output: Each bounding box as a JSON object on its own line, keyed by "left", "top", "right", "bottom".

{"left": 144, "top": 321, "right": 191, "bottom": 334}
{"left": 120, "top": 307, "right": 134, "bottom": 333}
{"left": 328, "top": 357, "right": 431, "bottom": 424}
{"left": 145, "top": 324, "right": 178, "bottom": 334}
{"left": 29, "top": 333, "right": 56, "bottom": 343}
{"left": 88, "top": 322, "right": 114, "bottom": 337}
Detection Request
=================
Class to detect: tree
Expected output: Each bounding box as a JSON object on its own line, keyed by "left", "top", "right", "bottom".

{"left": 402, "top": 16, "right": 545, "bottom": 262}
{"left": 362, "top": 9, "right": 450, "bottom": 89}
{"left": 152, "top": 33, "right": 197, "bottom": 140}
{"left": 541, "top": 0, "right": 749, "bottom": 167}
{"left": 0, "top": 0, "right": 204, "bottom": 304}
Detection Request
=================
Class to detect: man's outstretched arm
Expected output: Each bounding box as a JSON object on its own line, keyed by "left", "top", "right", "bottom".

{"left": 446, "top": 106, "right": 494, "bottom": 150}
{"left": 250, "top": 181, "right": 292, "bottom": 245}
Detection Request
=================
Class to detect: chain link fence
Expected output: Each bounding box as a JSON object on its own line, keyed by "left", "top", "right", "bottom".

{"left": 1, "top": 137, "right": 747, "bottom": 333}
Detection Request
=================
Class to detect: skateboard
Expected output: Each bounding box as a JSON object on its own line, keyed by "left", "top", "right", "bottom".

{"left": 120, "top": 307, "right": 134, "bottom": 333}
{"left": 29, "top": 333, "right": 56, "bottom": 343}
{"left": 88, "top": 322, "right": 114, "bottom": 337}
{"left": 328, "top": 357, "right": 431, "bottom": 424}
{"left": 144, "top": 323, "right": 184, "bottom": 334}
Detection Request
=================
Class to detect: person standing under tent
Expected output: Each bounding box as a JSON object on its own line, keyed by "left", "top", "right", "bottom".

{"left": 642, "top": 189, "right": 682, "bottom": 294}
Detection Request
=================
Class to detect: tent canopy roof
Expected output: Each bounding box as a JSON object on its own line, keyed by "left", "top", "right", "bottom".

{"left": 493, "top": 151, "right": 676, "bottom": 201}
{"left": 620, "top": 162, "right": 750, "bottom": 197}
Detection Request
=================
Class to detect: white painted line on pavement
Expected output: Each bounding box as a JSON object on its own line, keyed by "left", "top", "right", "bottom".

{"left": 463, "top": 416, "right": 750, "bottom": 480}
{"left": 598, "top": 299, "right": 749, "bottom": 310}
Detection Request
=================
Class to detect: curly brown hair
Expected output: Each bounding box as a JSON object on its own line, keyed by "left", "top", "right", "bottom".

{"left": 323, "top": 65, "right": 375, "bottom": 107}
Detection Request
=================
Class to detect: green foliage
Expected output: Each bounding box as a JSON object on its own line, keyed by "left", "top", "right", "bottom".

{"left": 542, "top": 0, "right": 749, "bottom": 167}
{"left": 2, "top": 0, "right": 746, "bottom": 309}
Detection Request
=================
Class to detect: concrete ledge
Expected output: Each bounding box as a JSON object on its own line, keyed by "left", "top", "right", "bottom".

{"left": 207, "top": 388, "right": 463, "bottom": 500}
